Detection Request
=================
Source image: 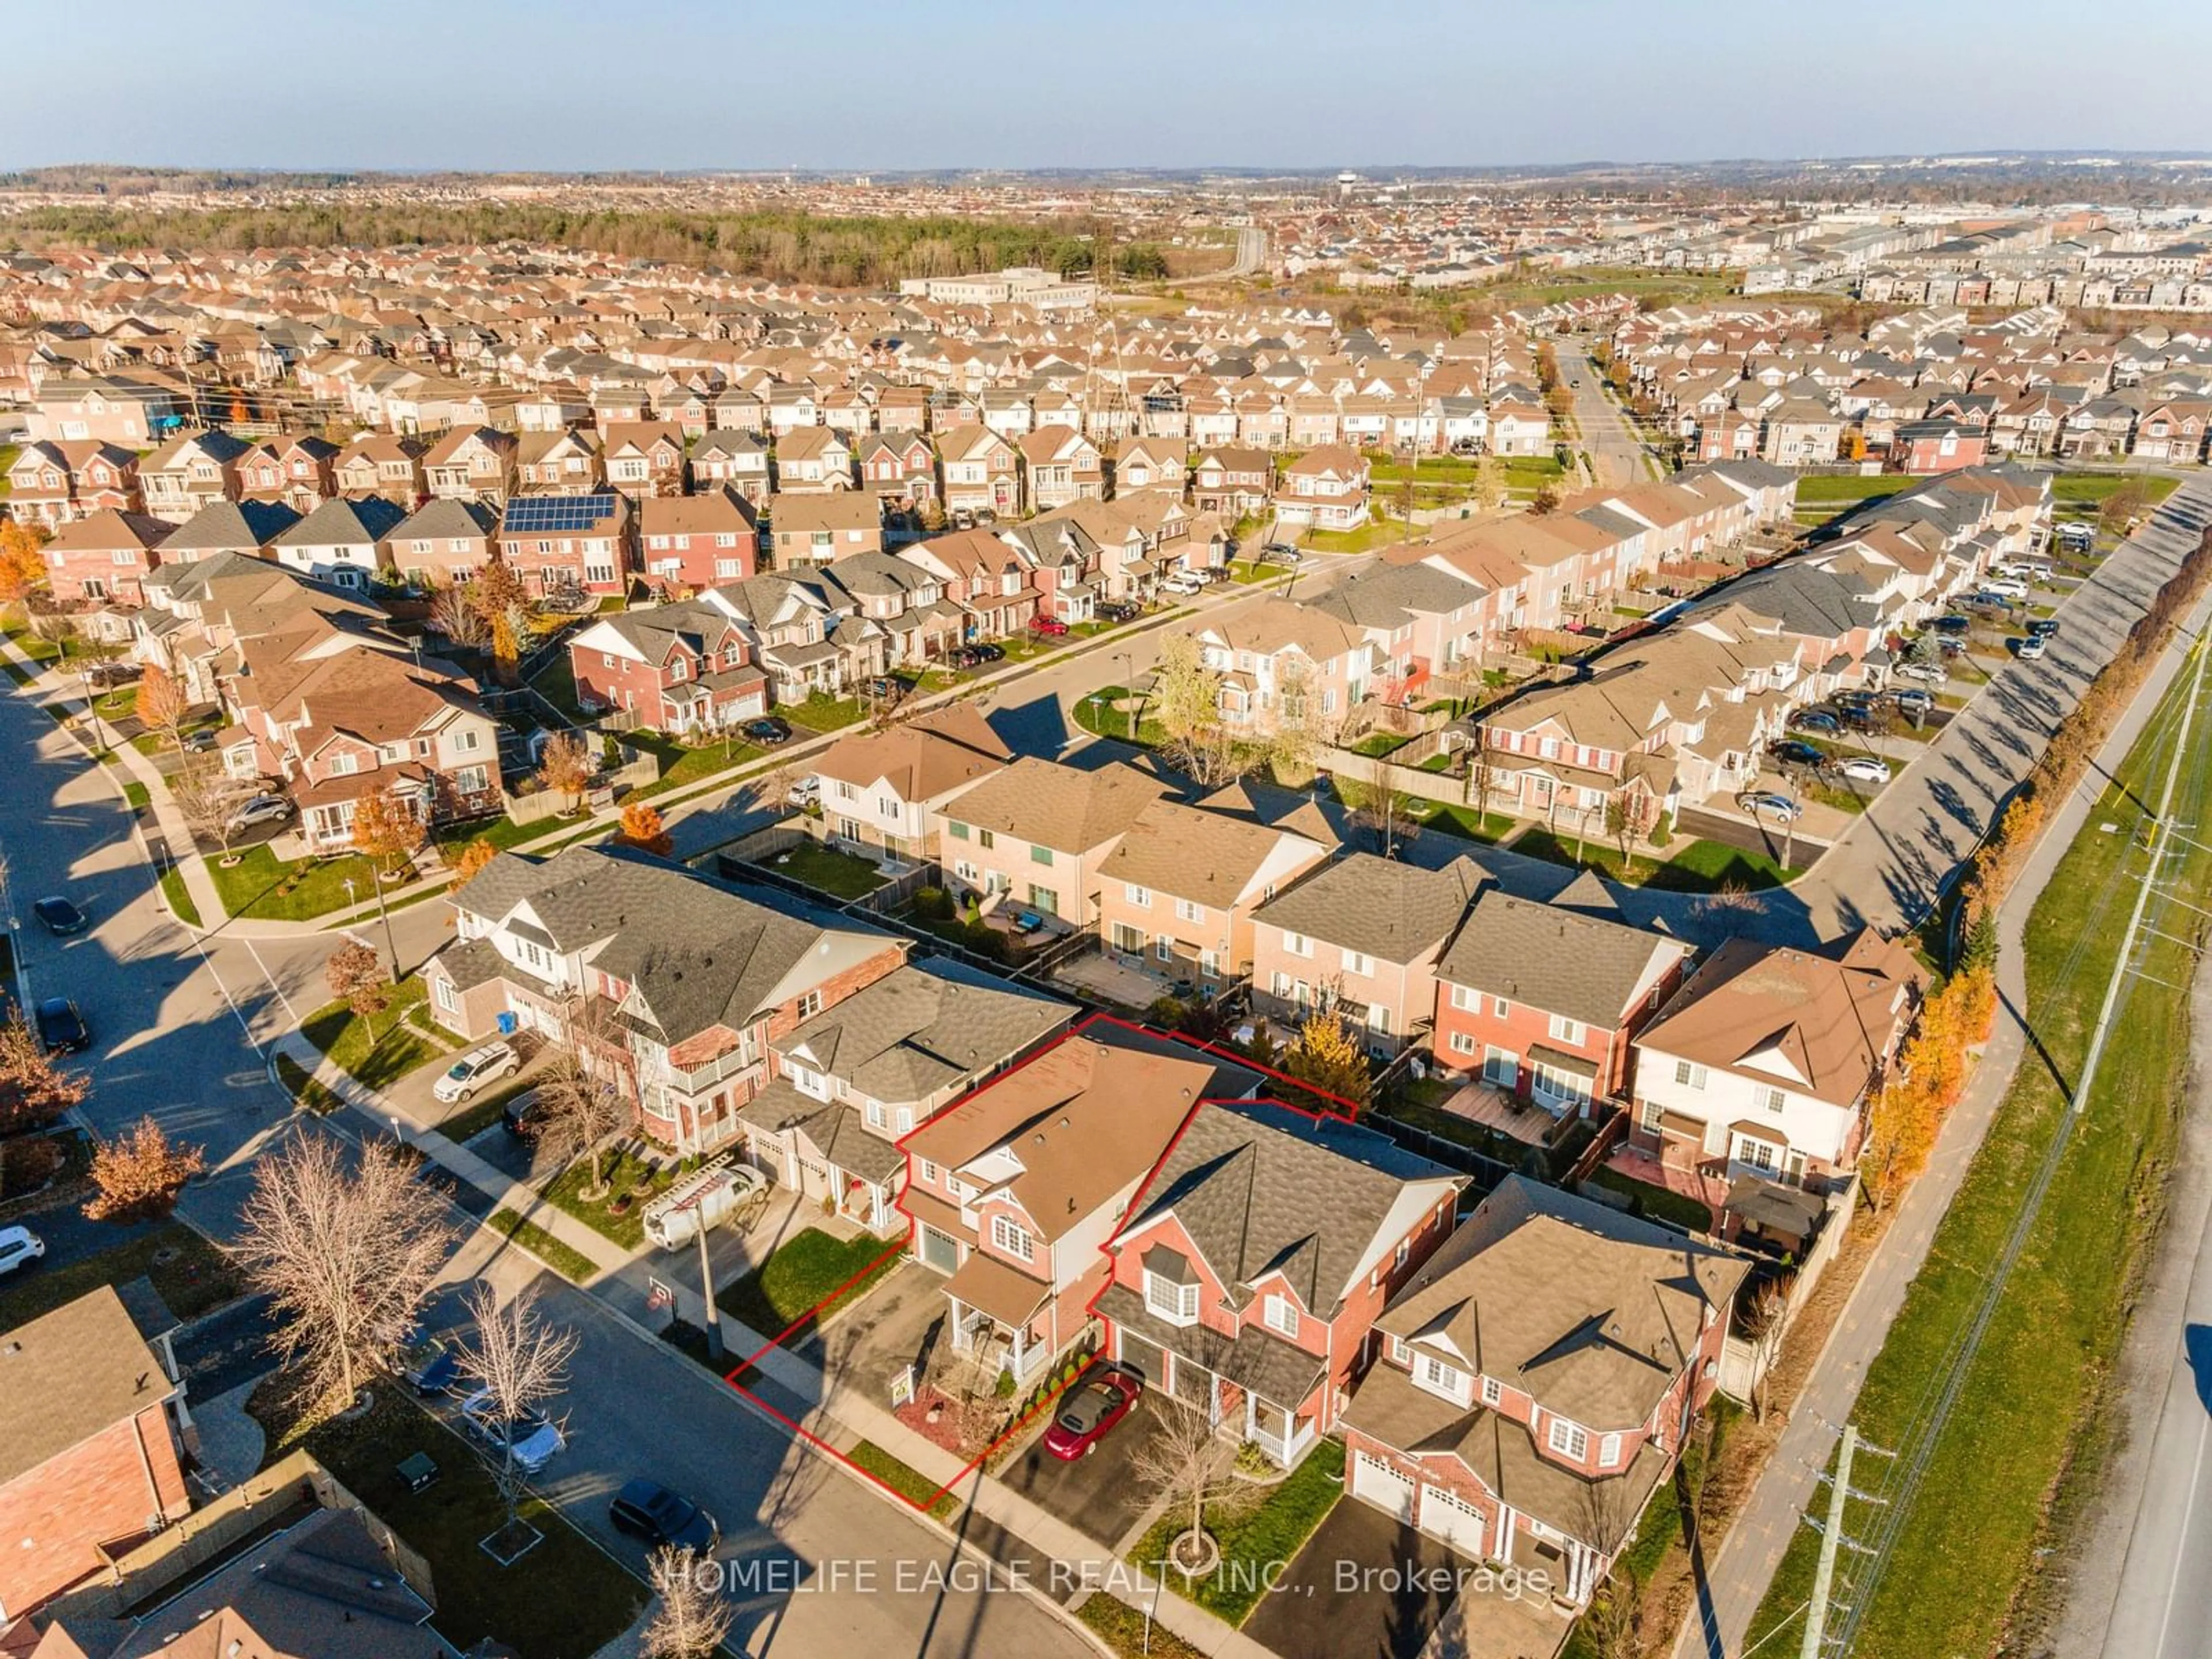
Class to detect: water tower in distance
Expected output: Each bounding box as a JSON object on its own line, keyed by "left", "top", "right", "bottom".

{"left": 1337, "top": 171, "right": 1360, "bottom": 200}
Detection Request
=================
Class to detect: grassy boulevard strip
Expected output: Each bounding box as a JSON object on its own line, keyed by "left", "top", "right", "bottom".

{"left": 1749, "top": 637, "right": 2212, "bottom": 1655}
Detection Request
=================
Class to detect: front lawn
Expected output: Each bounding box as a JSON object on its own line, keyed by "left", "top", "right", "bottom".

{"left": 1301, "top": 517, "right": 1413, "bottom": 554}
{"left": 759, "top": 839, "right": 888, "bottom": 899}
{"left": 254, "top": 1386, "right": 643, "bottom": 1659}
{"left": 539, "top": 1149, "right": 674, "bottom": 1252}
{"left": 790, "top": 691, "right": 868, "bottom": 732}
{"left": 631, "top": 731, "right": 763, "bottom": 798}
{"left": 432, "top": 815, "right": 543, "bottom": 859}
{"left": 300, "top": 977, "right": 456, "bottom": 1090}
{"left": 1134, "top": 1440, "right": 1346, "bottom": 1627}
{"left": 717, "top": 1228, "right": 904, "bottom": 1344}
{"left": 1073, "top": 684, "right": 1164, "bottom": 746}
{"left": 2051, "top": 471, "right": 2179, "bottom": 510}
{"left": 1794, "top": 472, "right": 1923, "bottom": 504}
{"left": 273, "top": 1052, "right": 345, "bottom": 1115}
{"left": 208, "top": 844, "right": 384, "bottom": 922}
{"left": 1643, "top": 838, "right": 1791, "bottom": 891}
{"left": 0, "top": 1221, "right": 240, "bottom": 1328}
{"left": 1407, "top": 800, "right": 1516, "bottom": 844}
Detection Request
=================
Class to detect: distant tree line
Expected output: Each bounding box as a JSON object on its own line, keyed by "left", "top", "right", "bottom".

{"left": 0, "top": 202, "right": 1172, "bottom": 287}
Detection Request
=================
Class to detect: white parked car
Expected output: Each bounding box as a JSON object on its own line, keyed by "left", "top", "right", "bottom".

{"left": 2017, "top": 635, "right": 2048, "bottom": 661}
{"left": 460, "top": 1388, "right": 566, "bottom": 1474}
{"left": 1835, "top": 756, "right": 1892, "bottom": 785}
{"left": 0, "top": 1225, "right": 45, "bottom": 1278}
{"left": 1737, "top": 791, "right": 1803, "bottom": 824}
{"left": 1896, "top": 660, "right": 1948, "bottom": 684}
{"left": 1159, "top": 573, "right": 1203, "bottom": 596}
{"left": 785, "top": 775, "right": 820, "bottom": 808}
{"left": 433, "top": 1041, "right": 520, "bottom": 1104}
{"left": 226, "top": 794, "right": 293, "bottom": 834}
{"left": 1980, "top": 577, "right": 2029, "bottom": 600}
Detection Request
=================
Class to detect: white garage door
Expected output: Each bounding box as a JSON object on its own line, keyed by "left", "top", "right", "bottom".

{"left": 1352, "top": 1450, "right": 1416, "bottom": 1523}
{"left": 1418, "top": 1483, "right": 1486, "bottom": 1558}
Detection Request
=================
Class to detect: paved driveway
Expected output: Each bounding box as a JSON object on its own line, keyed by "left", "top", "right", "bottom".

{"left": 1243, "top": 1498, "right": 1458, "bottom": 1659}
{"left": 995, "top": 1388, "right": 1171, "bottom": 1550}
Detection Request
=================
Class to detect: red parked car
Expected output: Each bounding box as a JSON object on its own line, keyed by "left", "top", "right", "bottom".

{"left": 1042, "top": 1362, "right": 1142, "bottom": 1460}
{"left": 1029, "top": 615, "right": 1070, "bottom": 637}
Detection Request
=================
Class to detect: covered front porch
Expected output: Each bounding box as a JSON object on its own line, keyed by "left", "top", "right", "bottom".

{"left": 735, "top": 1078, "right": 906, "bottom": 1236}
{"left": 1100, "top": 1283, "right": 1328, "bottom": 1468}
{"left": 943, "top": 1249, "right": 1058, "bottom": 1385}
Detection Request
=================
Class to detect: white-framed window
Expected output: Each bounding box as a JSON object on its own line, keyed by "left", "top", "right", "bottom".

{"left": 1760, "top": 1085, "right": 1787, "bottom": 1115}
{"left": 1283, "top": 931, "right": 1313, "bottom": 958}
{"left": 1449, "top": 1031, "right": 1476, "bottom": 1056}
{"left": 1126, "top": 884, "right": 1151, "bottom": 908}
{"left": 1492, "top": 995, "right": 1509, "bottom": 1018}
{"left": 328, "top": 752, "right": 358, "bottom": 776}
{"left": 1343, "top": 948, "right": 1373, "bottom": 978}
{"left": 1482, "top": 1046, "right": 1518, "bottom": 1088}
{"left": 1143, "top": 1270, "right": 1200, "bottom": 1326}
{"left": 1449, "top": 983, "right": 1478, "bottom": 1012}
{"left": 1480, "top": 1374, "right": 1502, "bottom": 1407}
{"left": 990, "top": 1214, "right": 1035, "bottom": 1263}
{"left": 1599, "top": 1432, "right": 1623, "bottom": 1469}
{"left": 1547, "top": 1418, "right": 1589, "bottom": 1461}
{"left": 1416, "top": 1353, "right": 1463, "bottom": 1399}
{"left": 1175, "top": 897, "right": 1204, "bottom": 923}
{"left": 1639, "top": 1098, "right": 1664, "bottom": 1132}
{"left": 1263, "top": 1294, "right": 1299, "bottom": 1338}
{"left": 796, "top": 990, "right": 822, "bottom": 1020}
{"left": 1675, "top": 1059, "right": 1708, "bottom": 1090}
{"left": 433, "top": 977, "right": 456, "bottom": 1013}
{"left": 1155, "top": 937, "right": 1173, "bottom": 964}
{"left": 865, "top": 1100, "right": 887, "bottom": 1130}
{"left": 1388, "top": 1333, "right": 1410, "bottom": 1364}
{"left": 1548, "top": 1013, "right": 1586, "bottom": 1046}
{"left": 920, "top": 1158, "right": 939, "bottom": 1185}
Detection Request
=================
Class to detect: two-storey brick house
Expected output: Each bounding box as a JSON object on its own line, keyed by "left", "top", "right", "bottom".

{"left": 638, "top": 487, "right": 759, "bottom": 593}
{"left": 494, "top": 493, "right": 634, "bottom": 600}
{"left": 938, "top": 424, "right": 1020, "bottom": 517}
{"left": 388, "top": 498, "right": 498, "bottom": 587}
{"left": 738, "top": 959, "right": 1074, "bottom": 1234}
{"left": 1341, "top": 1177, "right": 1747, "bottom": 1603}
{"left": 1251, "top": 854, "right": 1483, "bottom": 1059}
{"left": 1094, "top": 1100, "right": 1464, "bottom": 1465}
{"left": 938, "top": 757, "right": 1170, "bottom": 931}
{"left": 427, "top": 846, "right": 911, "bottom": 1153}
{"left": 812, "top": 702, "right": 1010, "bottom": 861}
{"left": 40, "top": 509, "right": 175, "bottom": 607}
{"left": 896, "top": 1030, "right": 1223, "bottom": 1385}
{"left": 565, "top": 599, "right": 767, "bottom": 733}
{"left": 1431, "top": 884, "right": 1696, "bottom": 1116}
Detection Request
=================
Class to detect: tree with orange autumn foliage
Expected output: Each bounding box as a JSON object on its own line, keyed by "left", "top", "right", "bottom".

{"left": 0, "top": 520, "right": 50, "bottom": 604}
{"left": 615, "top": 801, "right": 673, "bottom": 858}
{"left": 1862, "top": 964, "right": 1995, "bottom": 1210}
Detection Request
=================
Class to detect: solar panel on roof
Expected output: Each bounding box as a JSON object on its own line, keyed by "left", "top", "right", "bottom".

{"left": 503, "top": 494, "right": 616, "bottom": 535}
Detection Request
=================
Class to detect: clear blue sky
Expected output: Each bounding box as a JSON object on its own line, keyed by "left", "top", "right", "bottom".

{"left": 9, "top": 0, "right": 2211, "bottom": 174}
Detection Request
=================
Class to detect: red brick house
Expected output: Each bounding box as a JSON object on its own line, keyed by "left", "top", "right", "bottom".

{"left": 857, "top": 431, "right": 938, "bottom": 507}
{"left": 429, "top": 846, "right": 912, "bottom": 1154}
{"left": 0, "top": 1288, "right": 193, "bottom": 1623}
{"left": 1431, "top": 885, "right": 1695, "bottom": 1116}
{"left": 566, "top": 599, "right": 768, "bottom": 733}
{"left": 938, "top": 424, "right": 1020, "bottom": 517}
{"left": 897, "top": 1031, "right": 1224, "bottom": 1386}
{"left": 3, "top": 440, "right": 142, "bottom": 529}
{"left": 638, "top": 487, "right": 759, "bottom": 593}
{"left": 603, "top": 422, "right": 688, "bottom": 498}
{"left": 236, "top": 434, "right": 339, "bottom": 513}
{"left": 1190, "top": 445, "right": 1274, "bottom": 516}
{"left": 40, "top": 509, "right": 175, "bottom": 607}
{"left": 1889, "top": 419, "right": 1987, "bottom": 475}
{"left": 1094, "top": 1099, "right": 1464, "bottom": 1465}
{"left": 1340, "top": 1178, "right": 1747, "bottom": 1603}
{"left": 494, "top": 493, "right": 634, "bottom": 599}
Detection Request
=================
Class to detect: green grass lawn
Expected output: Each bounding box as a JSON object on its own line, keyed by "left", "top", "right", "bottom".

{"left": 539, "top": 1149, "right": 675, "bottom": 1252}
{"left": 1073, "top": 684, "right": 1165, "bottom": 747}
{"left": 0, "top": 1221, "right": 239, "bottom": 1328}
{"left": 1748, "top": 652, "right": 2212, "bottom": 1656}
{"left": 526, "top": 653, "right": 588, "bottom": 719}
{"left": 207, "top": 844, "right": 384, "bottom": 922}
{"left": 1346, "top": 731, "right": 1413, "bottom": 759}
{"left": 157, "top": 866, "right": 202, "bottom": 926}
{"left": 1584, "top": 1163, "right": 1715, "bottom": 1232}
{"left": 631, "top": 731, "right": 764, "bottom": 798}
{"left": 486, "top": 1207, "right": 597, "bottom": 1283}
{"left": 1078, "top": 1593, "right": 1211, "bottom": 1659}
{"left": 432, "top": 815, "right": 542, "bottom": 859}
{"left": 849, "top": 1440, "right": 960, "bottom": 1521}
{"left": 1412, "top": 800, "right": 1517, "bottom": 844}
{"left": 120, "top": 779, "right": 150, "bottom": 811}
{"left": 759, "top": 839, "right": 888, "bottom": 899}
{"left": 790, "top": 691, "right": 868, "bottom": 733}
{"left": 717, "top": 1228, "right": 904, "bottom": 1342}
{"left": 1498, "top": 454, "right": 1567, "bottom": 488}
{"left": 93, "top": 683, "right": 139, "bottom": 721}
{"left": 1134, "top": 1440, "right": 1346, "bottom": 1627}
{"left": 2051, "top": 471, "right": 2180, "bottom": 510}
{"left": 272, "top": 1051, "right": 346, "bottom": 1115}
{"left": 1509, "top": 827, "right": 1789, "bottom": 892}
{"left": 300, "top": 978, "right": 456, "bottom": 1090}
{"left": 1302, "top": 517, "right": 1414, "bottom": 554}
{"left": 1794, "top": 473, "right": 1925, "bottom": 504}
{"left": 256, "top": 1387, "right": 643, "bottom": 1659}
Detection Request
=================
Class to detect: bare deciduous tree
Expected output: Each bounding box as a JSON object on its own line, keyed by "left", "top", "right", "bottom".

{"left": 642, "top": 1547, "right": 734, "bottom": 1659}
{"left": 459, "top": 1280, "right": 579, "bottom": 1521}
{"left": 1739, "top": 1278, "right": 1790, "bottom": 1424}
{"left": 170, "top": 762, "right": 258, "bottom": 861}
{"left": 135, "top": 662, "right": 191, "bottom": 752}
{"left": 1128, "top": 1397, "right": 1239, "bottom": 1574}
{"left": 233, "top": 1133, "right": 453, "bottom": 1415}
{"left": 429, "top": 581, "right": 490, "bottom": 650}
{"left": 528, "top": 995, "right": 631, "bottom": 1198}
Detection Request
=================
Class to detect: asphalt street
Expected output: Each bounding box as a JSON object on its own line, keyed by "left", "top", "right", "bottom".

{"left": 1551, "top": 335, "right": 1651, "bottom": 490}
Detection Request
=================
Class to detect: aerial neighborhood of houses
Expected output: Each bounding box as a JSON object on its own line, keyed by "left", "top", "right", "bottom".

{"left": 4, "top": 168, "right": 2209, "bottom": 1659}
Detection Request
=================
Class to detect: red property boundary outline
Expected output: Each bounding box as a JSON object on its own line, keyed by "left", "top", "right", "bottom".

{"left": 717, "top": 1010, "right": 1363, "bottom": 1513}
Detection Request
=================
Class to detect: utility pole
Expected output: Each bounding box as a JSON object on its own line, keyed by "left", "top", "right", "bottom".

{"left": 1801, "top": 1424, "right": 1858, "bottom": 1659}
{"left": 696, "top": 1221, "right": 724, "bottom": 1366}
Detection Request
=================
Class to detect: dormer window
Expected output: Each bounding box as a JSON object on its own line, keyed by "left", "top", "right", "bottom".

{"left": 1263, "top": 1294, "right": 1299, "bottom": 1339}
{"left": 1547, "top": 1417, "right": 1590, "bottom": 1461}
